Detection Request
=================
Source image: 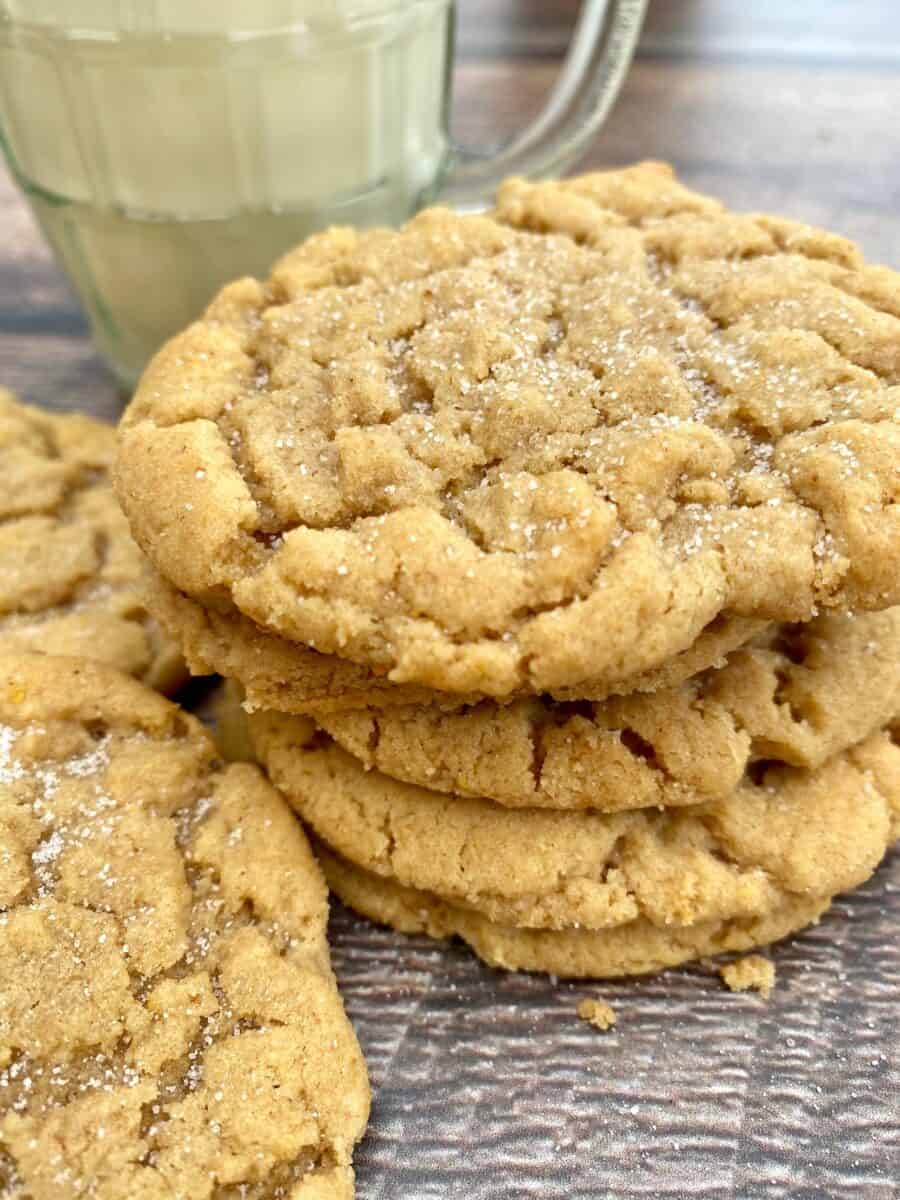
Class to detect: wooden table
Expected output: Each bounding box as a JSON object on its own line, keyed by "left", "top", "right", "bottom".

{"left": 2, "top": 3, "right": 898, "bottom": 1195}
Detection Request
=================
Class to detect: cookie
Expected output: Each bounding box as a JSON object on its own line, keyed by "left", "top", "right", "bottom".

{"left": 117, "top": 162, "right": 900, "bottom": 699}
{"left": 146, "top": 567, "right": 466, "bottom": 715}
{"left": 576, "top": 998, "right": 617, "bottom": 1030}
{"left": 318, "top": 844, "right": 832, "bottom": 981}
{"left": 148, "top": 567, "right": 766, "bottom": 715}
{"left": 719, "top": 955, "right": 775, "bottom": 998}
{"left": 318, "top": 609, "right": 900, "bottom": 810}
{"left": 0, "top": 390, "right": 185, "bottom": 693}
{"left": 0, "top": 652, "right": 369, "bottom": 1199}
{"left": 248, "top": 713, "right": 900, "bottom": 933}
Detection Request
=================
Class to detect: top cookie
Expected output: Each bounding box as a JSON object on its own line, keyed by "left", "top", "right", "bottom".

{"left": 0, "top": 390, "right": 184, "bottom": 692}
{"left": 0, "top": 652, "right": 369, "bottom": 1200}
{"left": 117, "top": 162, "right": 900, "bottom": 698}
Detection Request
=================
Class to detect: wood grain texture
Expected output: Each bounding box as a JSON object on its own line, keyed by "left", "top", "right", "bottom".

{"left": 331, "top": 865, "right": 900, "bottom": 1199}
{"left": 2, "top": 2, "right": 899, "bottom": 1195}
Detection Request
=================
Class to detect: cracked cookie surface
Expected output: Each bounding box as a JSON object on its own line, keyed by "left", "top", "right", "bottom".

{"left": 0, "top": 653, "right": 369, "bottom": 1200}
{"left": 117, "top": 162, "right": 900, "bottom": 698}
{"left": 318, "top": 844, "right": 832, "bottom": 981}
{"left": 248, "top": 713, "right": 900, "bottom": 934}
{"left": 0, "top": 391, "right": 184, "bottom": 692}
{"left": 148, "top": 568, "right": 765, "bottom": 714}
{"left": 318, "top": 609, "right": 900, "bottom": 809}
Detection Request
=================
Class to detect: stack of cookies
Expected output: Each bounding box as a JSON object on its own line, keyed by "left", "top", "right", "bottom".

{"left": 249, "top": 610, "right": 900, "bottom": 978}
{"left": 115, "top": 162, "right": 900, "bottom": 980}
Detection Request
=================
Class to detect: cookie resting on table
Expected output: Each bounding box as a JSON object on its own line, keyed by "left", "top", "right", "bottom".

{"left": 317, "top": 608, "right": 900, "bottom": 809}
{"left": 0, "top": 390, "right": 184, "bottom": 693}
{"left": 116, "top": 162, "right": 900, "bottom": 698}
{"left": 318, "top": 845, "right": 831, "bottom": 981}
{"left": 0, "top": 652, "right": 369, "bottom": 1200}
{"left": 248, "top": 711, "right": 900, "bottom": 935}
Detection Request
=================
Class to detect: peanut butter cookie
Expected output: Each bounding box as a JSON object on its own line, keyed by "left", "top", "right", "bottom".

{"left": 0, "top": 652, "right": 369, "bottom": 1200}
{"left": 248, "top": 713, "right": 900, "bottom": 934}
{"left": 117, "top": 163, "right": 900, "bottom": 698}
{"left": 317, "top": 609, "right": 900, "bottom": 809}
{"left": 148, "top": 568, "right": 765, "bottom": 714}
{"left": 0, "top": 391, "right": 184, "bottom": 692}
{"left": 318, "top": 844, "right": 831, "bottom": 981}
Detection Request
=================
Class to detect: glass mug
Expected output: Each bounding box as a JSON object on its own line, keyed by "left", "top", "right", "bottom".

{"left": 0, "top": 0, "right": 646, "bottom": 387}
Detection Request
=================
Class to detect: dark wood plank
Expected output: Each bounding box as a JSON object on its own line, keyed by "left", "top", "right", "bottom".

{"left": 1, "top": 3, "right": 898, "bottom": 1196}
{"left": 453, "top": 57, "right": 900, "bottom": 264}
{"left": 456, "top": 0, "right": 900, "bottom": 61}
{"left": 0, "top": 333, "right": 121, "bottom": 420}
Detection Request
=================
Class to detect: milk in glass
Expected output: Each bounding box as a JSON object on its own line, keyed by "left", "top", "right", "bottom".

{"left": 0, "top": 0, "right": 453, "bottom": 384}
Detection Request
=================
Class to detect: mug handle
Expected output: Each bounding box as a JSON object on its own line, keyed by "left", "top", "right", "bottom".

{"left": 438, "top": 0, "right": 647, "bottom": 208}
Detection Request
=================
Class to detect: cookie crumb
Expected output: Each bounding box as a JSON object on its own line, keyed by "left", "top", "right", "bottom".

{"left": 720, "top": 955, "right": 775, "bottom": 998}
{"left": 577, "top": 998, "right": 617, "bottom": 1031}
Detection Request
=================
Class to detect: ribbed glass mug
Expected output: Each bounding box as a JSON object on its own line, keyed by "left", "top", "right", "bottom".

{"left": 0, "top": 0, "right": 646, "bottom": 388}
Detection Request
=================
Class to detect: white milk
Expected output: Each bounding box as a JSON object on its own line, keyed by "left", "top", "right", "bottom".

{"left": 0, "top": 0, "right": 452, "bottom": 384}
